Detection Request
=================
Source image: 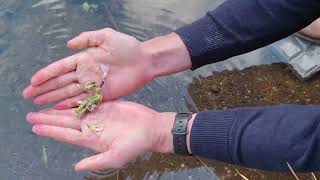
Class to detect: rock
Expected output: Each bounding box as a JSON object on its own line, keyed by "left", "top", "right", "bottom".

{"left": 210, "top": 85, "right": 220, "bottom": 93}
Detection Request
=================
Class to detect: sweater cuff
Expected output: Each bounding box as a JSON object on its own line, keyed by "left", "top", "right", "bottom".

{"left": 190, "top": 110, "right": 234, "bottom": 163}
{"left": 175, "top": 14, "right": 228, "bottom": 69}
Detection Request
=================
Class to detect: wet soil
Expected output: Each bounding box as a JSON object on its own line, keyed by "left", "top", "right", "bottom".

{"left": 187, "top": 63, "right": 320, "bottom": 179}
{"left": 189, "top": 64, "right": 320, "bottom": 110}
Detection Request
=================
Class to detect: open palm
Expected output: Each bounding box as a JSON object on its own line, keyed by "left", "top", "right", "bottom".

{"left": 23, "top": 28, "right": 154, "bottom": 109}
{"left": 27, "top": 101, "right": 161, "bottom": 171}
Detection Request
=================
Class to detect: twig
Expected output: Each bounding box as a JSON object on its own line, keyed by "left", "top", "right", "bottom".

{"left": 312, "top": 172, "right": 318, "bottom": 180}
{"left": 117, "top": 170, "right": 119, "bottom": 180}
{"left": 235, "top": 169, "right": 249, "bottom": 180}
{"left": 41, "top": 144, "right": 48, "bottom": 168}
{"left": 286, "top": 162, "right": 300, "bottom": 180}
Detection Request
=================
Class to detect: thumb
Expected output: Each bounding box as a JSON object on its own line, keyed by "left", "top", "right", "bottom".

{"left": 75, "top": 150, "right": 125, "bottom": 171}
{"left": 67, "top": 29, "right": 106, "bottom": 49}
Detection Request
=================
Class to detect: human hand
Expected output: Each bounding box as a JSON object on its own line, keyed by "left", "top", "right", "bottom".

{"left": 23, "top": 28, "right": 155, "bottom": 109}
{"left": 26, "top": 101, "right": 176, "bottom": 171}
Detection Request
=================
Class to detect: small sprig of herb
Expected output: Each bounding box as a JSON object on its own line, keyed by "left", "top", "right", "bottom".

{"left": 75, "top": 64, "right": 109, "bottom": 118}
{"left": 87, "top": 123, "right": 104, "bottom": 132}
{"left": 76, "top": 82, "right": 103, "bottom": 118}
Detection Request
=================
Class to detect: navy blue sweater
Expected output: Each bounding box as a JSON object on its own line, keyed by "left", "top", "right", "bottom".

{"left": 176, "top": 0, "right": 320, "bottom": 172}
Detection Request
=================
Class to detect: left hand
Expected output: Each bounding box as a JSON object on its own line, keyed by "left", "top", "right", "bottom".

{"left": 26, "top": 101, "right": 175, "bottom": 171}
{"left": 22, "top": 28, "right": 155, "bottom": 109}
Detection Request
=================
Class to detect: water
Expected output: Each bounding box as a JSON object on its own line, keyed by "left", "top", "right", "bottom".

{"left": 0, "top": 0, "right": 298, "bottom": 179}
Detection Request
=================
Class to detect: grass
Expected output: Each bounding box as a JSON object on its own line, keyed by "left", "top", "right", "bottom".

{"left": 194, "top": 156, "right": 216, "bottom": 178}
{"left": 236, "top": 169, "right": 249, "bottom": 180}
{"left": 287, "top": 162, "right": 318, "bottom": 180}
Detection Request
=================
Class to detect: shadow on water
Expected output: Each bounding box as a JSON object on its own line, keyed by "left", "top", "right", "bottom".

{"left": 0, "top": 0, "right": 310, "bottom": 179}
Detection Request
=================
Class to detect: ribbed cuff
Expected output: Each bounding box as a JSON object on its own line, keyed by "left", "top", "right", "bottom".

{"left": 190, "top": 110, "right": 234, "bottom": 163}
{"left": 175, "top": 14, "right": 228, "bottom": 70}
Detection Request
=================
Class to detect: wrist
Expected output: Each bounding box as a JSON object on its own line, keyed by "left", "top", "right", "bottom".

{"left": 152, "top": 112, "right": 196, "bottom": 154}
{"left": 186, "top": 114, "right": 196, "bottom": 154}
{"left": 140, "top": 33, "right": 192, "bottom": 78}
{"left": 152, "top": 112, "right": 175, "bottom": 153}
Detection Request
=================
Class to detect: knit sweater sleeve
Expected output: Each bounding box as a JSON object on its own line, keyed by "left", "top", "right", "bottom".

{"left": 190, "top": 104, "right": 320, "bottom": 171}
{"left": 176, "top": 0, "right": 320, "bottom": 69}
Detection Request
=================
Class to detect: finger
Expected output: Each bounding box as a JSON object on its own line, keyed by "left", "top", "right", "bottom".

{"left": 23, "top": 71, "right": 77, "bottom": 99}
{"left": 54, "top": 93, "right": 89, "bottom": 110}
{"left": 39, "top": 108, "right": 77, "bottom": 116}
{"left": 67, "top": 29, "right": 108, "bottom": 49}
{"left": 75, "top": 150, "right": 124, "bottom": 171}
{"left": 33, "top": 83, "right": 83, "bottom": 105}
{"left": 27, "top": 112, "right": 81, "bottom": 130}
{"left": 32, "top": 125, "right": 94, "bottom": 150}
{"left": 31, "top": 53, "right": 80, "bottom": 86}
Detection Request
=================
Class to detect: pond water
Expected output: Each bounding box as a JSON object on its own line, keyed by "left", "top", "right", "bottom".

{"left": 0, "top": 0, "right": 300, "bottom": 179}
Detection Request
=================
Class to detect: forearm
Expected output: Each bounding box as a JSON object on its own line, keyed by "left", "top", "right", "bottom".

{"left": 141, "top": 33, "right": 192, "bottom": 78}
{"left": 189, "top": 104, "right": 320, "bottom": 172}
{"left": 176, "top": 0, "right": 320, "bottom": 69}
{"left": 154, "top": 104, "right": 320, "bottom": 172}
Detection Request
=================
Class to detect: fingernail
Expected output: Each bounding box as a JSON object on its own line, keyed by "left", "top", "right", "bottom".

{"left": 31, "top": 75, "right": 42, "bottom": 86}
{"left": 22, "top": 87, "right": 31, "bottom": 99}
{"left": 67, "top": 40, "right": 77, "bottom": 48}
{"left": 30, "top": 77, "right": 36, "bottom": 86}
{"left": 74, "top": 163, "right": 84, "bottom": 172}
{"left": 26, "top": 113, "right": 34, "bottom": 123}
{"left": 32, "top": 126, "right": 39, "bottom": 134}
{"left": 26, "top": 112, "right": 33, "bottom": 117}
{"left": 67, "top": 41, "right": 72, "bottom": 47}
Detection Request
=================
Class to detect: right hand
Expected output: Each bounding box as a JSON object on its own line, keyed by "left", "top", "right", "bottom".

{"left": 23, "top": 28, "right": 155, "bottom": 109}
{"left": 26, "top": 101, "right": 176, "bottom": 171}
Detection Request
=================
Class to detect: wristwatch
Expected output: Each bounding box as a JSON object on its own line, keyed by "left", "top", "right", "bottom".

{"left": 171, "top": 112, "right": 193, "bottom": 155}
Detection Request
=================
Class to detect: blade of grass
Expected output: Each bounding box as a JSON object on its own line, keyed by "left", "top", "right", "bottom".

{"left": 41, "top": 144, "right": 48, "bottom": 168}
{"left": 235, "top": 169, "right": 249, "bottom": 180}
{"left": 286, "top": 162, "right": 300, "bottom": 180}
